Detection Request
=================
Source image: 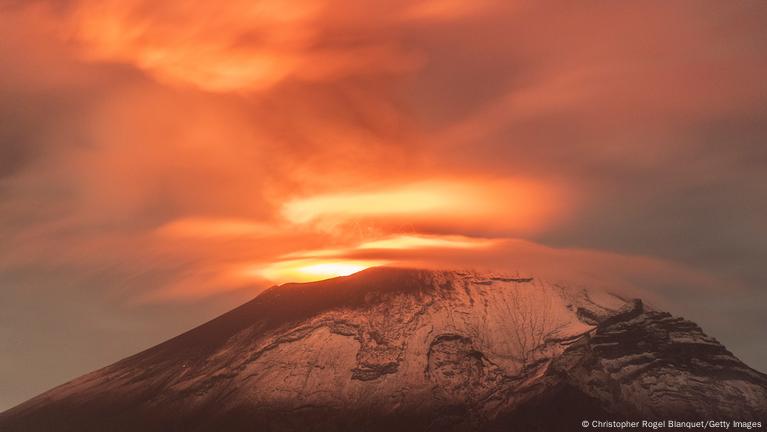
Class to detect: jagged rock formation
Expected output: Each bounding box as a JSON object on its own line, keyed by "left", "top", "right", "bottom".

{"left": 1, "top": 267, "right": 765, "bottom": 431}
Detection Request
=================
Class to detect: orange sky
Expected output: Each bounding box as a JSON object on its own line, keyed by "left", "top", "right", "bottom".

{"left": 1, "top": 0, "right": 767, "bottom": 411}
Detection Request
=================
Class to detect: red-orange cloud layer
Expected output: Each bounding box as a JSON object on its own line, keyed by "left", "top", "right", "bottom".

{"left": 1, "top": 0, "right": 767, "bottom": 411}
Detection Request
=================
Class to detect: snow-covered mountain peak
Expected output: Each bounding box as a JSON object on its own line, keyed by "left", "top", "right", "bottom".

{"left": 2, "top": 267, "right": 765, "bottom": 431}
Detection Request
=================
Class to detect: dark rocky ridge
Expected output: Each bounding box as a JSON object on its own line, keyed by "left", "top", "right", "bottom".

{"left": 1, "top": 267, "right": 765, "bottom": 431}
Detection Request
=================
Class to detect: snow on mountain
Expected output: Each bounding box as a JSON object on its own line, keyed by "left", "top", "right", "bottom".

{"left": 1, "top": 267, "right": 765, "bottom": 431}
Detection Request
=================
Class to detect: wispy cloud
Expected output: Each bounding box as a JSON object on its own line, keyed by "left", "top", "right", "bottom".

{"left": 1, "top": 0, "right": 767, "bottom": 409}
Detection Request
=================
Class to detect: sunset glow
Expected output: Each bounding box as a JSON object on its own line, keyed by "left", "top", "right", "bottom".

{"left": 253, "top": 260, "right": 386, "bottom": 284}
{"left": 282, "top": 184, "right": 458, "bottom": 224}
{"left": 357, "top": 235, "right": 495, "bottom": 250}
{"left": 2, "top": 0, "right": 767, "bottom": 411}
{"left": 281, "top": 179, "right": 565, "bottom": 233}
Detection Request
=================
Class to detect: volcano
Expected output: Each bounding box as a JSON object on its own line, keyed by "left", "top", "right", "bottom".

{"left": 1, "top": 267, "right": 766, "bottom": 431}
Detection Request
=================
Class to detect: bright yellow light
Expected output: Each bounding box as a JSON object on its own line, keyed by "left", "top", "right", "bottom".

{"left": 249, "top": 259, "right": 386, "bottom": 283}
{"left": 279, "top": 235, "right": 492, "bottom": 260}
{"left": 282, "top": 183, "right": 458, "bottom": 224}
{"left": 298, "top": 262, "right": 369, "bottom": 276}
{"left": 358, "top": 234, "right": 493, "bottom": 250}
{"left": 279, "top": 179, "right": 563, "bottom": 233}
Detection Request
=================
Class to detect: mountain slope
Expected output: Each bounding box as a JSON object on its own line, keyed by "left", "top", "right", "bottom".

{"left": 1, "top": 267, "right": 766, "bottom": 431}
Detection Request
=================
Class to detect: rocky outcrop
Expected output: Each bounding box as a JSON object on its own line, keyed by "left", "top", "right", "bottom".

{"left": 556, "top": 307, "right": 767, "bottom": 419}
{"left": 495, "top": 299, "right": 767, "bottom": 430}
{"left": 1, "top": 267, "right": 765, "bottom": 431}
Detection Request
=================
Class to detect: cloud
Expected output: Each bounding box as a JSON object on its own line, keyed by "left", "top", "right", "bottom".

{"left": 1, "top": 0, "right": 767, "bottom": 410}
{"left": 280, "top": 178, "right": 567, "bottom": 235}
{"left": 22, "top": 0, "right": 428, "bottom": 92}
{"left": 2, "top": 0, "right": 765, "bottom": 304}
